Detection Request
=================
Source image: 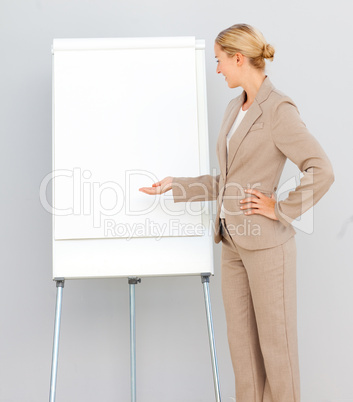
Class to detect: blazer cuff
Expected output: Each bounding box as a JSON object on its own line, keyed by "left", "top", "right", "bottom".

{"left": 274, "top": 201, "right": 293, "bottom": 227}
{"left": 171, "top": 177, "right": 188, "bottom": 203}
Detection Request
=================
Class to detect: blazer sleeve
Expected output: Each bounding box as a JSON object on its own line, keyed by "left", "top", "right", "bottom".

{"left": 271, "top": 97, "right": 335, "bottom": 227}
{"left": 171, "top": 174, "right": 220, "bottom": 203}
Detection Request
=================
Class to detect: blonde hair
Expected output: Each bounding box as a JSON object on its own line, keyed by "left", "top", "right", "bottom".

{"left": 215, "top": 23, "right": 275, "bottom": 70}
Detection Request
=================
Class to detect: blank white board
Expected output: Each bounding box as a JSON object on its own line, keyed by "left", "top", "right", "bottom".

{"left": 52, "top": 37, "right": 214, "bottom": 279}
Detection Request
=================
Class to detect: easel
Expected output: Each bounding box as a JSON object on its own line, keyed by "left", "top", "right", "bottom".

{"left": 49, "top": 273, "right": 221, "bottom": 402}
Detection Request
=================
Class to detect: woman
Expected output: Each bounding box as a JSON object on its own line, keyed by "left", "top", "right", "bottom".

{"left": 139, "top": 24, "right": 334, "bottom": 402}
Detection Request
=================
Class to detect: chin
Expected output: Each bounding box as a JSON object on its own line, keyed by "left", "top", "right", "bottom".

{"left": 229, "top": 82, "right": 239, "bottom": 89}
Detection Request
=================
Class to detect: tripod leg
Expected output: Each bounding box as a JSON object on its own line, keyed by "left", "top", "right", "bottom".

{"left": 201, "top": 274, "right": 221, "bottom": 402}
{"left": 129, "top": 277, "right": 141, "bottom": 402}
{"left": 49, "top": 279, "right": 65, "bottom": 402}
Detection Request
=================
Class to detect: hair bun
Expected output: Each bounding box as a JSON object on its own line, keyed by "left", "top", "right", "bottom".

{"left": 263, "top": 43, "right": 275, "bottom": 61}
{"left": 216, "top": 24, "right": 274, "bottom": 70}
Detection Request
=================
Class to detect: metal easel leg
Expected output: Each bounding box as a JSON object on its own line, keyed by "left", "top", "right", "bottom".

{"left": 49, "top": 279, "right": 65, "bottom": 402}
{"left": 201, "top": 274, "right": 221, "bottom": 402}
{"left": 129, "top": 277, "right": 141, "bottom": 402}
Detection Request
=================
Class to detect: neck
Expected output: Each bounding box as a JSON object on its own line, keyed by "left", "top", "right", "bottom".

{"left": 241, "top": 71, "right": 267, "bottom": 107}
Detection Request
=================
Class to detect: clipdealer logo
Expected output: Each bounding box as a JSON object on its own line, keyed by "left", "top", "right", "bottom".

{"left": 39, "top": 167, "right": 314, "bottom": 235}
{"left": 39, "top": 167, "right": 213, "bottom": 228}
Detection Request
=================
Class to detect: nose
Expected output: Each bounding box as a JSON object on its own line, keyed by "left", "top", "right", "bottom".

{"left": 216, "top": 64, "right": 221, "bottom": 74}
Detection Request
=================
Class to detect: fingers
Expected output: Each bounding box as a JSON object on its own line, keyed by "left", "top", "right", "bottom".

{"left": 244, "top": 188, "right": 262, "bottom": 198}
{"left": 139, "top": 187, "right": 159, "bottom": 195}
{"left": 151, "top": 177, "right": 173, "bottom": 190}
{"left": 240, "top": 195, "right": 259, "bottom": 211}
{"left": 240, "top": 197, "right": 258, "bottom": 204}
{"left": 241, "top": 192, "right": 277, "bottom": 220}
{"left": 240, "top": 202, "right": 259, "bottom": 210}
{"left": 240, "top": 191, "right": 267, "bottom": 216}
{"left": 244, "top": 208, "right": 261, "bottom": 215}
{"left": 139, "top": 177, "right": 172, "bottom": 195}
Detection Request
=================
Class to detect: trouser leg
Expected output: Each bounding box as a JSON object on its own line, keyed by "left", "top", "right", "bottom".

{"left": 220, "top": 220, "right": 266, "bottom": 401}
{"left": 262, "top": 377, "right": 272, "bottom": 402}
{"left": 239, "top": 236, "right": 300, "bottom": 402}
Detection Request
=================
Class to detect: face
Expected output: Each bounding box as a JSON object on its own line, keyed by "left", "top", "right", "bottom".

{"left": 214, "top": 42, "right": 242, "bottom": 88}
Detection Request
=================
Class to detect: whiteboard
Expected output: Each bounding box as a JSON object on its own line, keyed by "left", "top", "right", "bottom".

{"left": 52, "top": 37, "right": 214, "bottom": 279}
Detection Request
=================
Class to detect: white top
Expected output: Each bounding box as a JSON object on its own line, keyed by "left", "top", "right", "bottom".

{"left": 220, "top": 106, "right": 248, "bottom": 219}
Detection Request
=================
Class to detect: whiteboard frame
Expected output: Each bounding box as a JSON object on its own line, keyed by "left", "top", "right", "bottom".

{"left": 52, "top": 38, "right": 214, "bottom": 279}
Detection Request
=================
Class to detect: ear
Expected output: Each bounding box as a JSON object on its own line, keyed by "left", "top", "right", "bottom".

{"left": 234, "top": 52, "right": 244, "bottom": 66}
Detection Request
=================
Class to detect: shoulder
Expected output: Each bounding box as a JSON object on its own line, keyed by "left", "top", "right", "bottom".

{"left": 267, "top": 88, "right": 307, "bottom": 134}
{"left": 269, "top": 88, "right": 297, "bottom": 108}
{"left": 265, "top": 86, "right": 300, "bottom": 117}
{"left": 256, "top": 86, "right": 302, "bottom": 128}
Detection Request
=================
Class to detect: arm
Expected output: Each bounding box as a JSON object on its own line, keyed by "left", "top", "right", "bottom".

{"left": 139, "top": 174, "right": 221, "bottom": 203}
{"left": 172, "top": 174, "right": 220, "bottom": 203}
{"left": 271, "top": 97, "right": 335, "bottom": 226}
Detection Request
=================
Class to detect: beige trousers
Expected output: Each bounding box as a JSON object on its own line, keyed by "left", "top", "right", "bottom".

{"left": 220, "top": 218, "right": 300, "bottom": 402}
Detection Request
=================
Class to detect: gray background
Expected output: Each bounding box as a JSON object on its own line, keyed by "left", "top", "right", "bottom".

{"left": 1, "top": 0, "right": 352, "bottom": 401}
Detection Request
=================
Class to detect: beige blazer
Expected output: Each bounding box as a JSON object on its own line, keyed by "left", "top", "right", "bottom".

{"left": 171, "top": 75, "right": 335, "bottom": 250}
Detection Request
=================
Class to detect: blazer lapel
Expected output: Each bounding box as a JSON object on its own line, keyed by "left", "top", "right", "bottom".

{"left": 226, "top": 101, "right": 262, "bottom": 173}
{"left": 217, "top": 92, "right": 245, "bottom": 179}
{"left": 217, "top": 75, "right": 275, "bottom": 176}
